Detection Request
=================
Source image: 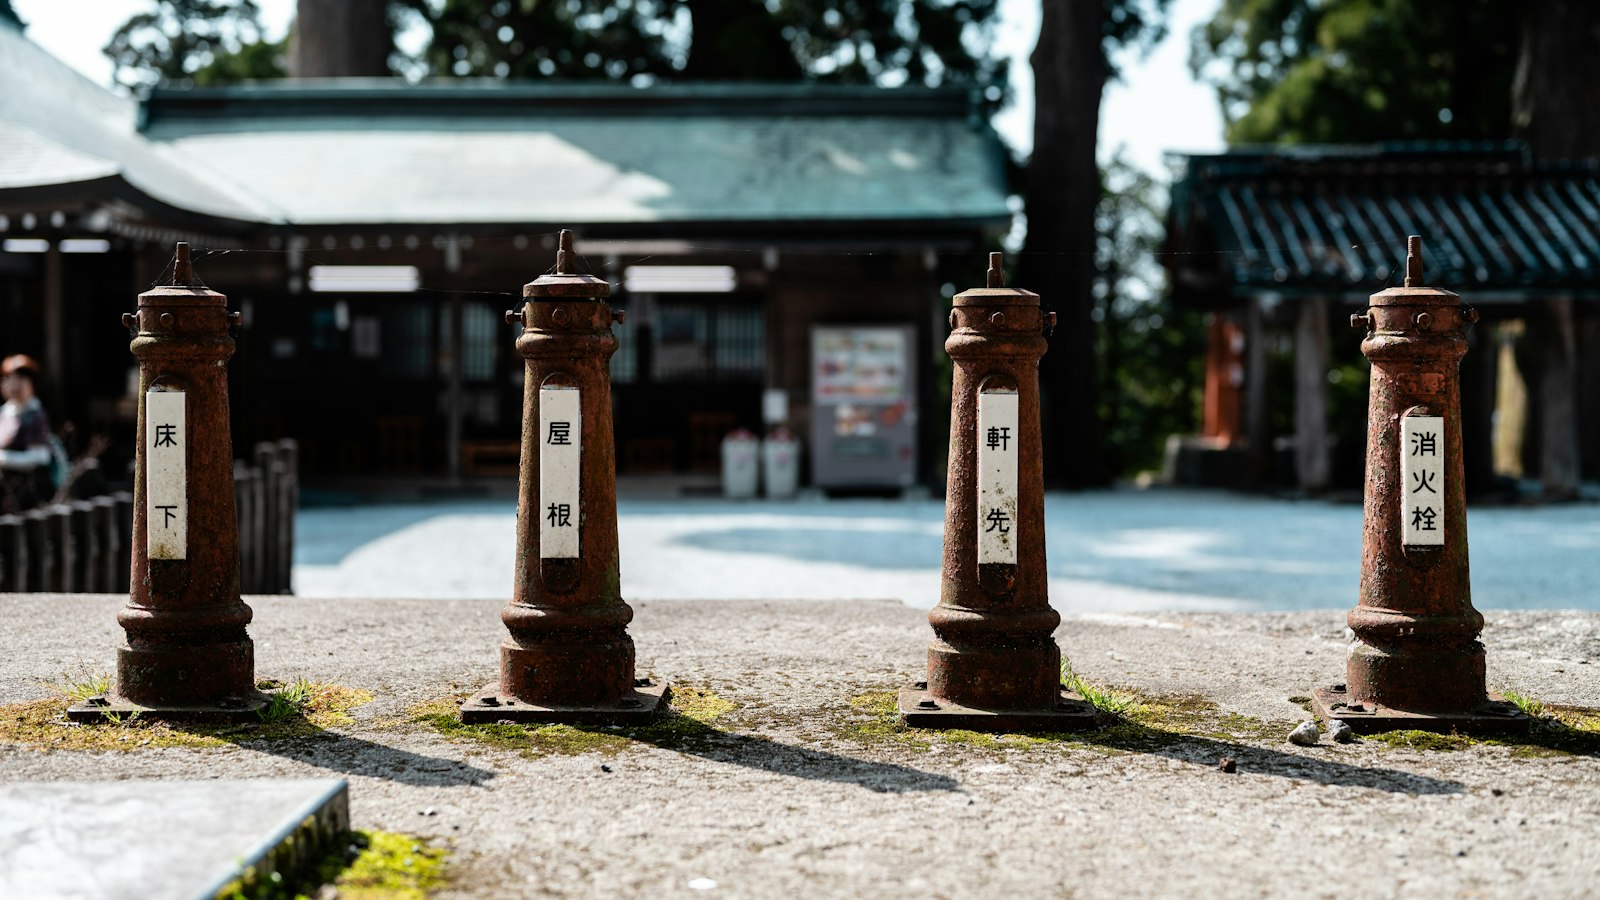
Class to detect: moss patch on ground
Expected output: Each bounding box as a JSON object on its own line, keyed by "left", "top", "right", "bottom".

{"left": 1362, "top": 691, "right": 1600, "bottom": 758}
{"left": 0, "top": 680, "right": 372, "bottom": 752}
{"left": 409, "top": 685, "right": 736, "bottom": 757}
{"left": 836, "top": 681, "right": 1283, "bottom": 755}
{"left": 219, "top": 830, "right": 448, "bottom": 900}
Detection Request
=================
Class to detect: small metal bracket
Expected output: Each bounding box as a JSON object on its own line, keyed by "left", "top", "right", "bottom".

{"left": 460, "top": 681, "right": 671, "bottom": 726}
{"left": 1311, "top": 684, "right": 1529, "bottom": 736}
{"left": 897, "top": 688, "right": 1100, "bottom": 732}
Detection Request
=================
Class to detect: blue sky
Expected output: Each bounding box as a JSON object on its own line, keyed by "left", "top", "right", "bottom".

{"left": 12, "top": 0, "right": 1225, "bottom": 177}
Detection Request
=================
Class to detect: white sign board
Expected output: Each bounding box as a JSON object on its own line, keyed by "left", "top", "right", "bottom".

{"left": 1400, "top": 415, "right": 1444, "bottom": 546}
{"left": 977, "top": 390, "right": 1019, "bottom": 564}
{"left": 539, "top": 386, "right": 581, "bottom": 559}
{"left": 145, "top": 389, "right": 186, "bottom": 560}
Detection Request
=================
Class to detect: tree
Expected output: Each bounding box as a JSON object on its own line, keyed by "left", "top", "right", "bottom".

{"left": 1095, "top": 157, "right": 1204, "bottom": 477}
{"left": 1194, "top": 0, "right": 1520, "bottom": 144}
{"left": 400, "top": 0, "right": 1003, "bottom": 87}
{"left": 291, "top": 0, "right": 392, "bottom": 77}
{"left": 1023, "top": 0, "right": 1170, "bottom": 488}
{"left": 103, "top": 0, "right": 285, "bottom": 90}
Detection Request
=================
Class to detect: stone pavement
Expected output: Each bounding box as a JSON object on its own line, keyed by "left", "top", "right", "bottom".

{"left": 0, "top": 779, "right": 348, "bottom": 900}
{"left": 3, "top": 593, "right": 1598, "bottom": 898}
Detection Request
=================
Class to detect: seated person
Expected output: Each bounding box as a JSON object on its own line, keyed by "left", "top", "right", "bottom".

{"left": 1, "top": 355, "right": 54, "bottom": 513}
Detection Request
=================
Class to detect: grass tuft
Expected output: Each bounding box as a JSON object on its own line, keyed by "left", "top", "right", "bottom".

{"left": 1061, "top": 659, "right": 1135, "bottom": 716}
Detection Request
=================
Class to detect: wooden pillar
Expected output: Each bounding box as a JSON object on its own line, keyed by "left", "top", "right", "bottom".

{"left": 1243, "top": 295, "right": 1270, "bottom": 487}
{"left": 1293, "top": 296, "right": 1330, "bottom": 492}
{"left": 43, "top": 241, "right": 63, "bottom": 401}
{"left": 1533, "top": 296, "right": 1580, "bottom": 499}
{"left": 1462, "top": 317, "right": 1499, "bottom": 497}
{"left": 1202, "top": 314, "right": 1244, "bottom": 444}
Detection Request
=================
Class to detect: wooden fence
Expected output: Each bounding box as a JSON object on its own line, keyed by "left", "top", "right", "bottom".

{"left": 0, "top": 439, "right": 298, "bottom": 595}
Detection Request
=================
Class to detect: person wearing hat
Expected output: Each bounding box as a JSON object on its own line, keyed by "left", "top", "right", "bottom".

{"left": 1, "top": 354, "right": 55, "bottom": 513}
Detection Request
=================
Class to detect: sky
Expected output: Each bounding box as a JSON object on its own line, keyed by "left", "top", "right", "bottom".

{"left": 11, "top": 0, "right": 1225, "bottom": 178}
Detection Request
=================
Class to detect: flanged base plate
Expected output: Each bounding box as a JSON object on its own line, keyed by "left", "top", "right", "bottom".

{"left": 460, "top": 680, "right": 671, "bottom": 725}
{"left": 898, "top": 688, "right": 1100, "bottom": 731}
{"left": 1312, "top": 684, "right": 1531, "bottom": 735}
{"left": 65, "top": 692, "right": 271, "bottom": 724}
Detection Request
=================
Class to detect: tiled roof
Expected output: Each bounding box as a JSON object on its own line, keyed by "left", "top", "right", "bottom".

{"left": 1166, "top": 145, "right": 1600, "bottom": 295}
{"left": 141, "top": 82, "right": 1010, "bottom": 226}
{"left": 0, "top": 21, "right": 1011, "bottom": 232}
{"left": 0, "top": 21, "right": 278, "bottom": 223}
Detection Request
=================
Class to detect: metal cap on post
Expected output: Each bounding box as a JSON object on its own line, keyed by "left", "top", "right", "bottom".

{"left": 69, "top": 242, "right": 266, "bottom": 721}
{"left": 1312, "top": 236, "right": 1526, "bottom": 734}
{"left": 462, "top": 229, "right": 666, "bottom": 724}
{"left": 898, "top": 252, "right": 1093, "bottom": 731}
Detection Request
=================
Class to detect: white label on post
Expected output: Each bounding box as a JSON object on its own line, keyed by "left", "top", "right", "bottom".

{"left": 145, "top": 389, "right": 186, "bottom": 560}
{"left": 1400, "top": 415, "right": 1445, "bottom": 546}
{"left": 977, "top": 389, "right": 1019, "bottom": 564}
{"left": 539, "top": 386, "right": 581, "bottom": 559}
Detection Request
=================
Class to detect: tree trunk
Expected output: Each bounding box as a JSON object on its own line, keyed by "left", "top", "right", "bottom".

{"left": 1023, "top": 0, "right": 1107, "bottom": 488}
{"left": 1511, "top": 0, "right": 1599, "bottom": 495}
{"left": 1293, "top": 297, "right": 1329, "bottom": 493}
{"left": 291, "top": 0, "right": 390, "bottom": 78}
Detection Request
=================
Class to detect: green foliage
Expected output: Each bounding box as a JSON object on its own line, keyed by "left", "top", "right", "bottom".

{"left": 1095, "top": 156, "right": 1205, "bottom": 476}
{"left": 103, "top": 0, "right": 285, "bottom": 90}
{"left": 55, "top": 673, "right": 112, "bottom": 703}
{"left": 399, "top": 0, "right": 1004, "bottom": 93}
{"left": 1194, "top": 0, "right": 1519, "bottom": 144}
{"left": 1060, "top": 658, "right": 1135, "bottom": 716}
{"left": 257, "top": 678, "right": 316, "bottom": 723}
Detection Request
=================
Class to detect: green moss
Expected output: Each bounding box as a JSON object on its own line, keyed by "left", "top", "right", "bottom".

{"left": 0, "top": 682, "right": 373, "bottom": 752}
{"left": 1360, "top": 694, "right": 1600, "bottom": 758}
{"left": 1369, "top": 730, "right": 1475, "bottom": 752}
{"left": 410, "top": 685, "right": 736, "bottom": 757}
{"left": 837, "top": 685, "right": 1279, "bottom": 754}
{"left": 325, "top": 831, "right": 448, "bottom": 900}
{"left": 217, "top": 830, "right": 448, "bottom": 900}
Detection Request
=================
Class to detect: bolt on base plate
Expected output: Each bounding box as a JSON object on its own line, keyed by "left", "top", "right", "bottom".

{"left": 1312, "top": 684, "right": 1531, "bottom": 736}
{"left": 897, "top": 688, "right": 1100, "bottom": 732}
{"left": 65, "top": 692, "right": 271, "bottom": 724}
{"left": 460, "top": 681, "right": 671, "bottom": 725}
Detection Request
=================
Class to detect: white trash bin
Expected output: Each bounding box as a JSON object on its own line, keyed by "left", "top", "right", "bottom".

{"left": 721, "top": 429, "right": 760, "bottom": 499}
{"left": 761, "top": 427, "right": 800, "bottom": 499}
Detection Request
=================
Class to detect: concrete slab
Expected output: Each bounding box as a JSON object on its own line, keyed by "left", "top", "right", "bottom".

{"left": 0, "top": 778, "right": 349, "bottom": 900}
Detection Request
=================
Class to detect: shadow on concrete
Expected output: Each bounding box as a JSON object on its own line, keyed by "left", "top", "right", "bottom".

{"left": 238, "top": 731, "right": 498, "bottom": 787}
{"left": 583, "top": 710, "right": 961, "bottom": 793}
{"left": 1043, "top": 722, "right": 1463, "bottom": 794}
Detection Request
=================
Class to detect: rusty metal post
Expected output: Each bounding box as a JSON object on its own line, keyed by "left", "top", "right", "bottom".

{"left": 1313, "top": 237, "right": 1528, "bottom": 734}
{"left": 899, "top": 253, "right": 1095, "bottom": 730}
{"left": 69, "top": 243, "right": 266, "bottom": 721}
{"left": 462, "top": 230, "right": 667, "bottom": 724}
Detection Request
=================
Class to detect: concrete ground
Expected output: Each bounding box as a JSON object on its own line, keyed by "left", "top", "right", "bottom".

{"left": 294, "top": 488, "right": 1600, "bottom": 612}
{"left": 3, "top": 593, "right": 1598, "bottom": 898}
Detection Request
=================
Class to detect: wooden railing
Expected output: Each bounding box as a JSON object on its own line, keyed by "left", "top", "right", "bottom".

{"left": 0, "top": 439, "right": 298, "bottom": 595}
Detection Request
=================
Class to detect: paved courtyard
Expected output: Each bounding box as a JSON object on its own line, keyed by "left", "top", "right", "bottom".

{"left": 294, "top": 488, "right": 1600, "bottom": 612}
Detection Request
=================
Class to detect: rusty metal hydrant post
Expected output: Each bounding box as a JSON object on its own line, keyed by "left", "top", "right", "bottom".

{"left": 899, "top": 253, "right": 1095, "bottom": 730}
{"left": 462, "top": 230, "right": 668, "bottom": 724}
{"left": 69, "top": 243, "right": 265, "bottom": 722}
{"left": 1312, "top": 236, "right": 1527, "bottom": 734}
